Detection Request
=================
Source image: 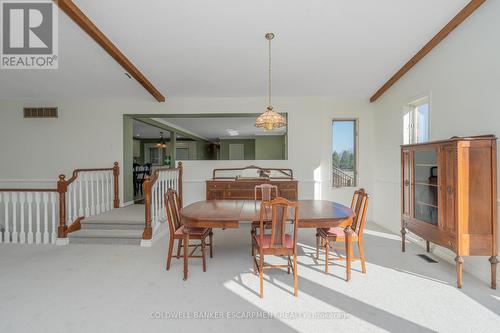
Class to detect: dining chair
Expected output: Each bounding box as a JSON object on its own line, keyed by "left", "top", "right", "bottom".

{"left": 165, "top": 189, "right": 213, "bottom": 273}
{"left": 250, "top": 184, "right": 279, "bottom": 254}
{"left": 316, "top": 188, "right": 369, "bottom": 278}
{"left": 252, "top": 197, "right": 299, "bottom": 298}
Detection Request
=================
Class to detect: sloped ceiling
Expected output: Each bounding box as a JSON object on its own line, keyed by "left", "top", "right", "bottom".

{"left": 0, "top": 0, "right": 470, "bottom": 100}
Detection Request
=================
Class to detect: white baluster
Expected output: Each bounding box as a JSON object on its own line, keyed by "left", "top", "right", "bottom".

{"left": 96, "top": 172, "right": 101, "bottom": 214}
{"left": 35, "top": 192, "right": 41, "bottom": 244}
{"left": 43, "top": 192, "right": 49, "bottom": 244}
{"left": 0, "top": 193, "right": 3, "bottom": 244}
{"left": 19, "top": 192, "right": 26, "bottom": 244}
{"left": 78, "top": 177, "right": 84, "bottom": 217}
{"left": 84, "top": 172, "right": 90, "bottom": 216}
{"left": 67, "top": 186, "right": 72, "bottom": 225}
{"left": 152, "top": 186, "right": 158, "bottom": 224}
{"left": 72, "top": 181, "right": 78, "bottom": 222}
{"left": 105, "top": 171, "right": 110, "bottom": 211}
{"left": 11, "top": 192, "right": 18, "bottom": 243}
{"left": 27, "top": 192, "right": 33, "bottom": 244}
{"left": 3, "top": 192, "right": 10, "bottom": 243}
{"left": 51, "top": 192, "right": 57, "bottom": 244}
{"left": 90, "top": 173, "right": 95, "bottom": 216}
{"left": 3, "top": 193, "right": 10, "bottom": 243}
{"left": 100, "top": 172, "right": 105, "bottom": 213}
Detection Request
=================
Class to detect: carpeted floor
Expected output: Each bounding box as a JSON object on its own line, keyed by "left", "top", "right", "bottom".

{"left": 0, "top": 222, "right": 499, "bottom": 333}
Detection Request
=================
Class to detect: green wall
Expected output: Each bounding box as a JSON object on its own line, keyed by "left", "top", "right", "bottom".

{"left": 255, "top": 135, "right": 285, "bottom": 160}
{"left": 123, "top": 116, "right": 134, "bottom": 204}
{"left": 219, "top": 139, "right": 255, "bottom": 160}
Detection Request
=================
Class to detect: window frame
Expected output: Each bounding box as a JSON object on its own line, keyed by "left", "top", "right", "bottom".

{"left": 331, "top": 118, "right": 359, "bottom": 188}
{"left": 404, "top": 95, "right": 431, "bottom": 145}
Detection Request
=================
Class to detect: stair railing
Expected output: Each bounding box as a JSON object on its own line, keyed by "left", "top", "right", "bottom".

{"left": 143, "top": 162, "right": 183, "bottom": 243}
{"left": 332, "top": 165, "right": 355, "bottom": 188}
{"left": 0, "top": 162, "right": 119, "bottom": 245}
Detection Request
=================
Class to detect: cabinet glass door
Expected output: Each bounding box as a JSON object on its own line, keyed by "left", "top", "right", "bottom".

{"left": 413, "top": 149, "right": 438, "bottom": 225}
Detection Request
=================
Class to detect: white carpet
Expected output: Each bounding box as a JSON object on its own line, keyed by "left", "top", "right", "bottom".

{"left": 0, "top": 222, "right": 499, "bottom": 333}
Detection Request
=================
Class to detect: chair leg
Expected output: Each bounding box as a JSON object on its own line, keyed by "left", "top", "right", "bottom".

{"left": 259, "top": 252, "right": 264, "bottom": 298}
{"left": 201, "top": 239, "right": 207, "bottom": 272}
{"left": 316, "top": 231, "right": 320, "bottom": 259}
{"left": 209, "top": 230, "right": 213, "bottom": 258}
{"left": 250, "top": 225, "right": 255, "bottom": 256}
{"left": 358, "top": 239, "right": 366, "bottom": 274}
{"left": 176, "top": 239, "right": 182, "bottom": 259}
{"left": 166, "top": 236, "right": 174, "bottom": 271}
{"left": 293, "top": 254, "right": 298, "bottom": 297}
{"left": 252, "top": 241, "right": 257, "bottom": 275}
{"left": 325, "top": 238, "right": 329, "bottom": 274}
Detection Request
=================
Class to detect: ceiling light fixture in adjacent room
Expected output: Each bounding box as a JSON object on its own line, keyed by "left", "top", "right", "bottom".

{"left": 156, "top": 131, "right": 167, "bottom": 148}
{"left": 255, "top": 32, "right": 286, "bottom": 131}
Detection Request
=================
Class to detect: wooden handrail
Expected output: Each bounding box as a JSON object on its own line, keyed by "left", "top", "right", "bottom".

{"left": 0, "top": 188, "right": 57, "bottom": 192}
{"left": 143, "top": 162, "right": 183, "bottom": 241}
{"left": 0, "top": 162, "right": 120, "bottom": 243}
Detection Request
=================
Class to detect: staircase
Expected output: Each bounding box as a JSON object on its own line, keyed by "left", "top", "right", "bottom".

{"left": 69, "top": 205, "right": 144, "bottom": 245}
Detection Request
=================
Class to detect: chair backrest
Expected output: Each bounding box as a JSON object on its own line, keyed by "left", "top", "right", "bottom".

{"left": 259, "top": 197, "right": 299, "bottom": 251}
{"left": 165, "top": 189, "right": 182, "bottom": 235}
{"left": 255, "top": 184, "right": 279, "bottom": 201}
{"left": 350, "top": 188, "right": 369, "bottom": 236}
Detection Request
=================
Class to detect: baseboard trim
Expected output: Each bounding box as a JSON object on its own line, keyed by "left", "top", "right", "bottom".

{"left": 56, "top": 238, "right": 69, "bottom": 246}
{"left": 121, "top": 201, "right": 135, "bottom": 207}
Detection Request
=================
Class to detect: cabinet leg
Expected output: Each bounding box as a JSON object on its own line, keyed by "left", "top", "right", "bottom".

{"left": 426, "top": 241, "right": 430, "bottom": 253}
{"left": 401, "top": 226, "right": 407, "bottom": 252}
{"left": 489, "top": 256, "right": 498, "bottom": 290}
{"left": 455, "top": 256, "right": 464, "bottom": 289}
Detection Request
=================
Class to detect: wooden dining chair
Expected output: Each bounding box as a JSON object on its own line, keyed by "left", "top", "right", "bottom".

{"left": 316, "top": 188, "right": 369, "bottom": 278}
{"left": 165, "top": 189, "right": 213, "bottom": 273}
{"left": 250, "top": 184, "right": 279, "bottom": 254}
{"left": 252, "top": 197, "right": 299, "bottom": 298}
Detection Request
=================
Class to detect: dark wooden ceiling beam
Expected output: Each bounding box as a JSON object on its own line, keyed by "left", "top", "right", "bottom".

{"left": 370, "top": 0, "right": 486, "bottom": 103}
{"left": 54, "top": 0, "right": 165, "bottom": 102}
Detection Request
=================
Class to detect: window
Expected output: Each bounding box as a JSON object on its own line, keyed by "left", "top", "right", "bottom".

{"left": 404, "top": 97, "right": 430, "bottom": 144}
{"left": 149, "top": 147, "right": 162, "bottom": 165}
{"left": 332, "top": 119, "right": 357, "bottom": 188}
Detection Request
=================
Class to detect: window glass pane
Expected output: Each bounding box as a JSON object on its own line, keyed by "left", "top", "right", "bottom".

{"left": 415, "top": 103, "right": 429, "bottom": 143}
{"left": 332, "top": 120, "right": 357, "bottom": 188}
{"left": 403, "top": 111, "right": 411, "bottom": 145}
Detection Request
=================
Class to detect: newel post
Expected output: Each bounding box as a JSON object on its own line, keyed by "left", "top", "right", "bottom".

{"left": 143, "top": 175, "right": 152, "bottom": 240}
{"left": 178, "top": 161, "right": 183, "bottom": 208}
{"left": 57, "top": 174, "right": 68, "bottom": 242}
{"left": 113, "top": 161, "right": 120, "bottom": 208}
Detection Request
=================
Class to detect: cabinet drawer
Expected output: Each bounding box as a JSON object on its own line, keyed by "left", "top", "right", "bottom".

{"left": 207, "top": 182, "right": 230, "bottom": 189}
{"left": 277, "top": 182, "right": 297, "bottom": 189}
{"left": 225, "top": 189, "right": 254, "bottom": 199}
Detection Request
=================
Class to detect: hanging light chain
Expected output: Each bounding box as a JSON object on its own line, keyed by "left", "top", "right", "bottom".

{"left": 268, "top": 35, "right": 272, "bottom": 107}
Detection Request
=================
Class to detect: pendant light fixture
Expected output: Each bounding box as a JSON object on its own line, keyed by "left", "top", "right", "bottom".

{"left": 255, "top": 32, "right": 286, "bottom": 131}
{"left": 156, "top": 131, "right": 166, "bottom": 148}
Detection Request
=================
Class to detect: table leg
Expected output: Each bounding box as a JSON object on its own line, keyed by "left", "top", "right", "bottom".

{"left": 183, "top": 228, "right": 189, "bottom": 281}
{"left": 344, "top": 225, "right": 353, "bottom": 281}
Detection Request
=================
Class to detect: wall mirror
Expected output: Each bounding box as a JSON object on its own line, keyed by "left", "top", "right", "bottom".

{"left": 130, "top": 113, "right": 288, "bottom": 164}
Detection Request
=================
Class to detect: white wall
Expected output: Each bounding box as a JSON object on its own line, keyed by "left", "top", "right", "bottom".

{"left": 0, "top": 97, "right": 374, "bottom": 214}
{"left": 372, "top": 0, "right": 500, "bottom": 285}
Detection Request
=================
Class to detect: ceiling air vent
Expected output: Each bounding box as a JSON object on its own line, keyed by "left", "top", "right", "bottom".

{"left": 23, "top": 107, "right": 58, "bottom": 118}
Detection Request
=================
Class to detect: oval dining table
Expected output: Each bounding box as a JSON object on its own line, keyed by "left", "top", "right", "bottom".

{"left": 179, "top": 199, "right": 355, "bottom": 281}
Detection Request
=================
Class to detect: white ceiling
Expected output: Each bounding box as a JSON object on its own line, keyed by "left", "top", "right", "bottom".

{"left": 133, "top": 117, "right": 286, "bottom": 141}
{"left": 156, "top": 116, "right": 286, "bottom": 140}
{"left": 133, "top": 121, "right": 171, "bottom": 139}
{"left": 0, "top": 0, "right": 469, "bottom": 100}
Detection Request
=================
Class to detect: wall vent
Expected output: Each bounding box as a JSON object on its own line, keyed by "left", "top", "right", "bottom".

{"left": 23, "top": 107, "right": 58, "bottom": 118}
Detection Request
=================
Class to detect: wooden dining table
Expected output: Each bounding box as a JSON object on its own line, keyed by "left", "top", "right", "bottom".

{"left": 179, "top": 199, "right": 356, "bottom": 280}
